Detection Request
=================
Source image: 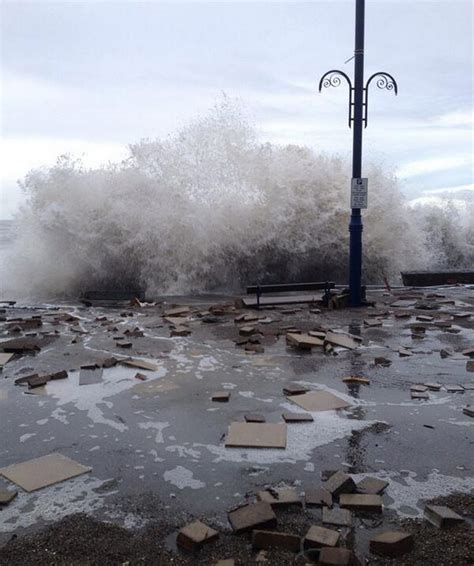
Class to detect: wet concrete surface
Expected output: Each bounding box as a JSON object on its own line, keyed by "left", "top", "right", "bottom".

{"left": 0, "top": 287, "right": 473, "bottom": 562}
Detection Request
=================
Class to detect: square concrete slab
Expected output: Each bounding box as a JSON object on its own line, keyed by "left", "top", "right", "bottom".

{"left": 356, "top": 477, "right": 389, "bottom": 495}
{"left": 288, "top": 391, "right": 350, "bottom": 412}
{"left": 424, "top": 504, "right": 465, "bottom": 528}
{"left": 79, "top": 367, "right": 103, "bottom": 386}
{"left": 305, "top": 488, "right": 333, "bottom": 507}
{"left": 120, "top": 358, "right": 158, "bottom": 371}
{"left": 0, "top": 454, "right": 91, "bottom": 492}
{"left": 322, "top": 506, "right": 352, "bottom": 527}
{"left": 257, "top": 487, "right": 302, "bottom": 508}
{"left": 339, "top": 493, "right": 383, "bottom": 513}
{"left": 370, "top": 531, "right": 413, "bottom": 557}
{"left": 0, "top": 353, "right": 14, "bottom": 368}
{"left": 176, "top": 520, "right": 219, "bottom": 551}
{"left": 225, "top": 423, "right": 287, "bottom": 449}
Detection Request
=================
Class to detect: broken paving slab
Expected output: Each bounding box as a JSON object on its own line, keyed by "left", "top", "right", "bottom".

{"left": 303, "top": 525, "right": 340, "bottom": 549}
{"left": 0, "top": 353, "right": 14, "bottom": 368}
{"left": 171, "top": 327, "right": 192, "bottom": 337}
{"left": 120, "top": 358, "right": 158, "bottom": 371}
{"left": 164, "top": 306, "right": 191, "bottom": 317}
{"left": 79, "top": 367, "right": 104, "bottom": 386}
{"left": 342, "top": 376, "right": 369, "bottom": 385}
{"left": 228, "top": 502, "right": 277, "bottom": 533}
{"left": 322, "top": 506, "right": 352, "bottom": 527}
{"left": 245, "top": 414, "right": 265, "bottom": 423}
{"left": 212, "top": 391, "right": 230, "bottom": 402}
{"left": 0, "top": 337, "right": 42, "bottom": 354}
{"left": 444, "top": 384, "right": 464, "bottom": 393}
{"left": 462, "top": 406, "right": 474, "bottom": 418}
{"left": 225, "top": 423, "right": 287, "bottom": 449}
{"left": 319, "top": 547, "right": 362, "bottom": 566}
{"left": 369, "top": 531, "right": 413, "bottom": 557}
{"left": 356, "top": 477, "right": 389, "bottom": 495}
{"left": 410, "top": 384, "right": 428, "bottom": 392}
{"left": 424, "top": 382, "right": 442, "bottom": 391}
{"left": 305, "top": 489, "right": 332, "bottom": 508}
{"left": 283, "top": 383, "right": 309, "bottom": 396}
{"left": 424, "top": 504, "right": 465, "bottom": 528}
{"left": 0, "top": 488, "right": 18, "bottom": 506}
{"left": 325, "top": 331, "right": 360, "bottom": 350}
{"left": 252, "top": 530, "right": 301, "bottom": 553}
{"left": 282, "top": 412, "right": 314, "bottom": 423}
{"left": 324, "top": 471, "right": 356, "bottom": 497}
{"left": 289, "top": 391, "right": 351, "bottom": 412}
{"left": 257, "top": 487, "right": 302, "bottom": 508}
{"left": 286, "top": 332, "right": 324, "bottom": 350}
{"left": 176, "top": 520, "right": 219, "bottom": 551}
{"left": 0, "top": 453, "right": 91, "bottom": 492}
{"left": 339, "top": 493, "right": 383, "bottom": 513}
{"left": 411, "top": 391, "right": 429, "bottom": 400}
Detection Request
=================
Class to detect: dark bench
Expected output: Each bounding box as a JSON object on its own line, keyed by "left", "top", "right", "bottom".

{"left": 246, "top": 281, "right": 335, "bottom": 309}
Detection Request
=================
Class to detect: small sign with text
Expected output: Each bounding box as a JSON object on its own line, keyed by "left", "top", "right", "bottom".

{"left": 351, "top": 178, "right": 368, "bottom": 209}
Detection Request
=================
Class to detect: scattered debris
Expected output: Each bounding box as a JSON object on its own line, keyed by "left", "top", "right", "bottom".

{"left": 117, "top": 341, "right": 133, "bottom": 348}
{"left": 164, "top": 306, "right": 191, "bottom": 317}
{"left": 444, "top": 384, "right": 464, "bottom": 393}
{"left": 225, "top": 423, "right": 287, "bottom": 449}
{"left": 325, "top": 331, "right": 359, "bottom": 350}
{"left": 0, "top": 454, "right": 91, "bottom": 492}
{"left": 398, "top": 348, "right": 412, "bottom": 357}
{"left": 134, "top": 373, "right": 147, "bottom": 381}
{"left": 171, "top": 327, "right": 191, "bottom": 337}
{"left": 374, "top": 356, "right": 392, "bottom": 367}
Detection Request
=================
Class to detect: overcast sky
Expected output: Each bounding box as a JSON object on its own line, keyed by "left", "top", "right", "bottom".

{"left": 1, "top": 0, "right": 473, "bottom": 218}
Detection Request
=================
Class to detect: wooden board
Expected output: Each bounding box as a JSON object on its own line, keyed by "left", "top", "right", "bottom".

{"left": 225, "top": 423, "right": 287, "bottom": 449}
{"left": 288, "top": 391, "right": 351, "bottom": 412}
{"left": 0, "top": 454, "right": 91, "bottom": 492}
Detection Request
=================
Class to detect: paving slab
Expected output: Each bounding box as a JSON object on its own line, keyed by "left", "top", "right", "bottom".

{"left": 424, "top": 504, "right": 465, "bottom": 528}
{"left": 228, "top": 502, "right": 277, "bottom": 533}
{"left": 304, "top": 525, "right": 340, "bottom": 549}
{"left": 252, "top": 530, "right": 301, "bottom": 552}
{"left": 319, "top": 547, "right": 361, "bottom": 565}
{"left": 304, "top": 488, "right": 332, "bottom": 507}
{"left": 325, "top": 331, "right": 359, "bottom": 350}
{"left": 0, "top": 489, "right": 17, "bottom": 505}
{"left": 79, "top": 367, "right": 104, "bottom": 386}
{"left": 282, "top": 412, "right": 314, "bottom": 423}
{"left": 245, "top": 414, "right": 265, "bottom": 423}
{"left": 120, "top": 358, "right": 158, "bottom": 371}
{"left": 324, "top": 471, "right": 356, "bottom": 497}
{"left": 257, "top": 487, "right": 301, "bottom": 508}
{"left": 283, "top": 383, "right": 309, "bottom": 396}
{"left": 370, "top": 531, "right": 414, "bottom": 557}
{"left": 322, "top": 506, "right": 352, "bottom": 527}
{"left": 339, "top": 493, "right": 383, "bottom": 513}
{"left": 289, "top": 391, "right": 350, "bottom": 412}
{"left": 176, "top": 520, "right": 218, "bottom": 551}
{"left": 225, "top": 423, "right": 287, "bottom": 449}
{"left": 0, "top": 353, "right": 14, "bottom": 368}
{"left": 286, "top": 333, "right": 324, "bottom": 349}
{"left": 0, "top": 454, "right": 91, "bottom": 492}
{"left": 356, "top": 477, "right": 389, "bottom": 495}
{"left": 212, "top": 391, "right": 230, "bottom": 402}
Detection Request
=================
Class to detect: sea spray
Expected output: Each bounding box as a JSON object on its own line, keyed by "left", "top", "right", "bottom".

{"left": 4, "top": 99, "right": 472, "bottom": 298}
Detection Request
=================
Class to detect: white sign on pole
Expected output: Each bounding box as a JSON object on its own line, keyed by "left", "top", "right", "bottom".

{"left": 351, "top": 177, "right": 368, "bottom": 208}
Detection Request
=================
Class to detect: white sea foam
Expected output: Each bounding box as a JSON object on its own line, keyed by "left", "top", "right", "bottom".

{"left": 4, "top": 97, "right": 472, "bottom": 298}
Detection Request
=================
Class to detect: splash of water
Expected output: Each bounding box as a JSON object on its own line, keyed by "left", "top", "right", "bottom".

{"left": 5, "top": 98, "right": 473, "bottom": 298}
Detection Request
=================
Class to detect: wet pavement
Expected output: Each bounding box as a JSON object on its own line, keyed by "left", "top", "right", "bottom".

{"left": 0, "top": 287, "right": 473, "bottom": 562}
